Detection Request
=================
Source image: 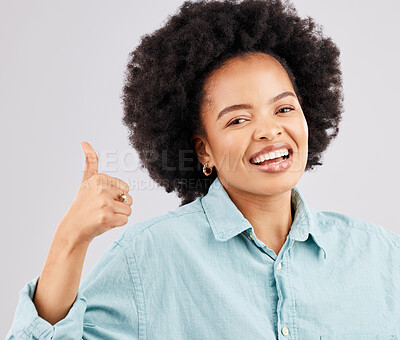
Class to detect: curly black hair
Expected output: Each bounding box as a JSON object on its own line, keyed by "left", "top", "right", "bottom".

{"left": 122, "top": 0, "right": 343, "bottom": 206}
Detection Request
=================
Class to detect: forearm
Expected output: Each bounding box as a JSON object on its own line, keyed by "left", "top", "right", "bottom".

{"left": 33, "top": 220, "right": 90, "bottom": 325}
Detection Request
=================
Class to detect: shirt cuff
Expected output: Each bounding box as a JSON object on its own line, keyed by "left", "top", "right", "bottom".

{"left": 8, "top": 275, "right": 87, "bottom": 340}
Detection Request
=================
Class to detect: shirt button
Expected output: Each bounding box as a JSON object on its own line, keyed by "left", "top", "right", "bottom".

{"left": 249, "top": 232, "right": 254, "bottom": 241}
{"left": 281, "top": 326, "right": 289, "bottom": 336}
{"left": 277, "top": 262, "right": 282, "bottom": 270}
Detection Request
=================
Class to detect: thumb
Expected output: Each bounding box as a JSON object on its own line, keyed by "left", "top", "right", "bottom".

{"left": 81, "top": 141, "right": 98, "bottom": 182}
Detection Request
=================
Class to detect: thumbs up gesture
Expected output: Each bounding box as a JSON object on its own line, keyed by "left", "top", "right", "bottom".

{"left": 58, "top": 142, "right": 133, "bottom": 247}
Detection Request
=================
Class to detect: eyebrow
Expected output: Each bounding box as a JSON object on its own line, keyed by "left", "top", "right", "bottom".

{"left": 216, "top": 91, "right": 297, "bottom": 121}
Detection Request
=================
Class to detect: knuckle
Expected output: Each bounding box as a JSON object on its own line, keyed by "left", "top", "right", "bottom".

{"left": 99, "top": 206, "right": 113, "bottom": 224}
{"left": 98, "top": 211, "right": 109, "bottom": 225}
{"left": 123, "top": 182, "right": 130, "bottom": 192}
{"left": 115, "top": 179, "right": 129, "bottom": 193}
{"left": 94, "top": 175, "right": 103, "bottom": 186}
{"left": 94, "top": 173, "right": 103, "bottom": 181}
{"left": 99, "top": 196, "right": 109, "bottom": 209}
{"left": 107, "top": 177, "right": 116, "bottom": 187}
{"left": 98, "top": 185, "right": 108, "bottom": 194}
{"left": 96, "top": 173, "right": 107, "bottom": 183}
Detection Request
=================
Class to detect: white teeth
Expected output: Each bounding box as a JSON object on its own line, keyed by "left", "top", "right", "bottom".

{"left": 252, "top": 148, "right": 289, "bottom": 164}
{"left": 270, "top": 158, "right": 286, "bottom": 165}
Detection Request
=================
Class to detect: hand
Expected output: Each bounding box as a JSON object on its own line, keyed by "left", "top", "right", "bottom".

{"left": 58, "top": 141, "right": 133, "bottom": 246}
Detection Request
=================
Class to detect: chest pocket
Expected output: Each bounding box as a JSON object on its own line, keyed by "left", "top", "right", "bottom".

{"left": 320, "top": 335, "right": 398, "bottom": 340}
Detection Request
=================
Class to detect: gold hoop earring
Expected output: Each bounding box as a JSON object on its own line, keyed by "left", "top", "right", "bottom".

{"left": 203, "top": 162, "right": 213, "bottom": 176}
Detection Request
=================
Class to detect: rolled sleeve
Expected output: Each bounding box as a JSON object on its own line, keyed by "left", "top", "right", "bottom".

{"left": 6, "top": 275, "right": 87, "bottom": 339}
{"left": 7, "top": 240, "right": 139, "bottom": 340}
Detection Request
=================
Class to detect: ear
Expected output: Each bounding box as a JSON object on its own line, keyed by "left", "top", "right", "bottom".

{"left": 191, "top": 133, "right": 213, "bottom": 166}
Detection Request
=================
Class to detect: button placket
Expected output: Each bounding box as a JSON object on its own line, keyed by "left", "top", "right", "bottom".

{"left": 275, "top": 238, "right": 294, "bottom": 339}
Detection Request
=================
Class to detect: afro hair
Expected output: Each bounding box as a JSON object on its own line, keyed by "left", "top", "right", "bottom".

{"left": 122, "top": 0, "right": 344, "bottom": 206}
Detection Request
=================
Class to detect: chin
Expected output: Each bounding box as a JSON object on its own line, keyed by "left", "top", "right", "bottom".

{"left": 245, "top": 178, "right": 297, "bottom": 196}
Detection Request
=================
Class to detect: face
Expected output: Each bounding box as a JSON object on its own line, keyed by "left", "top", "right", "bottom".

{"left": 192, "top": 52, "right": 309, "bottom": 198}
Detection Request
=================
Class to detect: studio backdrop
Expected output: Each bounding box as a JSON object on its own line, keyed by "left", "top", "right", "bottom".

{"left": 1, "top": 0, "right": 399, "bottom": 337}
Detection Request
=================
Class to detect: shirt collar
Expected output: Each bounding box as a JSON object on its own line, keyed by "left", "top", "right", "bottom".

{"left": 201, "top": 176, "right": 327, "bottom": 260}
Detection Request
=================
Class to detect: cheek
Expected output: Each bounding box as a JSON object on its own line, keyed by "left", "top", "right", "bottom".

{"left": 293, "top": 113, "right": 308, "bottom": 142}
{"left": 212, "top": 134, "right": 246, "bottom": 169}
{"left": 296, "top": 115, "right": 309, "bottom": 160}
{"left": 302, "top": 114, "right": 309, "bottom": 140}
{"left": 285, "top": 116, "right": 308, "bottom": 162}
{"left": 287, "top": 115, "right": 307, "bottom": 138}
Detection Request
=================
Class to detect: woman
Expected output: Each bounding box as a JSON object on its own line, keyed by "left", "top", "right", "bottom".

{"left": 7, "top": 0, "right": 400, "bottom": 338}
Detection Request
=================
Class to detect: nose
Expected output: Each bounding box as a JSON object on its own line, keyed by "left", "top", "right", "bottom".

{"left": 252, "top": 114, "right": 283, "bottom": 141}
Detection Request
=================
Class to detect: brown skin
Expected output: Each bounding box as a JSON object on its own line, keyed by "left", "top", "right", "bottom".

{"left": 192, "top": 52, "right": 308, "bottom": 255}
{"left": 33, "top": 142, "right": 133, "bottom": 325}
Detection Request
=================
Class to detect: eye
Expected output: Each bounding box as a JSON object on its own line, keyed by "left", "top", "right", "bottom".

{"left": 227, "top": 118, "right": 246, "bottom": 126}
{"left": 277, "top": 107, "right": 294, "bottom": 114}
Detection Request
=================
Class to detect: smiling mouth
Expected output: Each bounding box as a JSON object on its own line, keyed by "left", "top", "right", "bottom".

{"left": 250, "top": 149, "right": 293, "bottom": 166}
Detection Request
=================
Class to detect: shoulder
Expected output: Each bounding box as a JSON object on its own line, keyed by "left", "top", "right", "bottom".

{"left": 310, "top": 206, "right": 400, "bottom": 250}
{"left": 113, "top": 196, "right": 207, "bottom": 250}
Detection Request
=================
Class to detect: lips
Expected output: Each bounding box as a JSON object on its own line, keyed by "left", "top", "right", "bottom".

{"left": 249, "top": 142, "right": 293, "bottom": 163}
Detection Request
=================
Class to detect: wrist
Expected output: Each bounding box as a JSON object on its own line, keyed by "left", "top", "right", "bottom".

{"left": 55, "top": 219, "right": 91, "bottom": 253}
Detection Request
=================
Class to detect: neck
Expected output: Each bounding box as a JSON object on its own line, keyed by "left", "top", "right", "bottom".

{"left": 224, "top": 185, "right": 294, "bottom": 253}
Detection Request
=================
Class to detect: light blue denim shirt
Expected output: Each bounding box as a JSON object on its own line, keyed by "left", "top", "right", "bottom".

{"left": 7, "top": 176, "right": 400, "bottom": 339}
